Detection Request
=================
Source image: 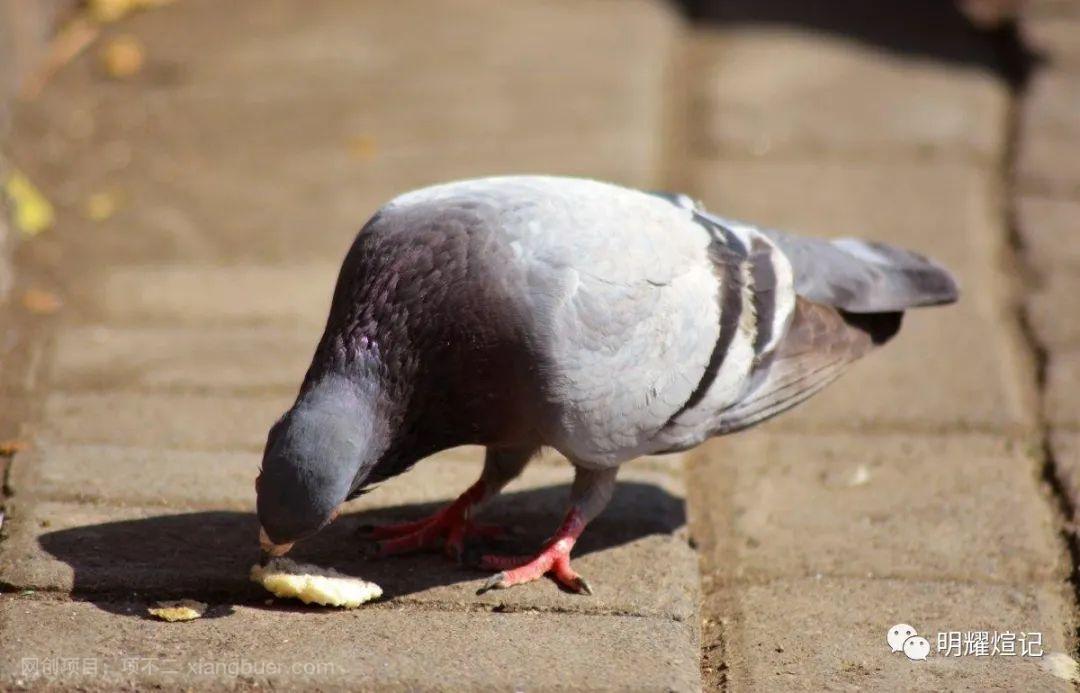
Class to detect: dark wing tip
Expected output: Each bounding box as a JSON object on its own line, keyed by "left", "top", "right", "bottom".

{"left": 906, "top": 261, "right": 960, "bottom": 308}
{"left": 839, "top": 310, "right": 904, "bottom": 345}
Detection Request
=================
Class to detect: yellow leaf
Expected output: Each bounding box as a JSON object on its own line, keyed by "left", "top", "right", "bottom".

{"left": 4, "top": 171, "right": 55, "bottom": 236}
{"left": 89, "top": 0, "right": 175, "bottom": 24}
{"left": 100, "top": 35, "right": 145, "bottom": 79}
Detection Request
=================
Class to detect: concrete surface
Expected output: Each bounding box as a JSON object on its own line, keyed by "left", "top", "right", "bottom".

{"left": 1, "top": 0, "right": 1078, "bottom": 691}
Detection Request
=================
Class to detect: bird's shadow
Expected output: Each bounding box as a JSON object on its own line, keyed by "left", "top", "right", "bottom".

{"left": 37, "top": 481, "right": 685, "bottom": 618}
{"left": 671, "top": 0, "right": 1040, "bottom": 88}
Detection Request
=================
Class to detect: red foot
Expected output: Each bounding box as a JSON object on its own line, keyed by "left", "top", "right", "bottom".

{"left": 476, "top": 509, "right": 591, "bottom": 595}
{"left": 360, "top": 482, "right": 506, "bottom": 560}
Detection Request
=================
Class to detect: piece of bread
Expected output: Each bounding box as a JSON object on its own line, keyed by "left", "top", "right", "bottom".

{"left": 250, "top": 558, "right": 382, "bottom": 608}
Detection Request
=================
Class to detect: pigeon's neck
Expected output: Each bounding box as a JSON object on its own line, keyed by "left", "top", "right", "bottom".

{"left": 293, "top": 372, "right": 395, "bottom": 491}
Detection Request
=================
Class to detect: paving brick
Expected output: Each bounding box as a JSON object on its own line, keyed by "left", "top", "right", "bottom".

{"left": 0, "top": 597, "right": 700, "bottom": 692}
{"left": 692, "top": 432, "right": 1063, "bottom": 584}
{"left": 0, "top": 454, "right": 696, "bottom": 620}
{"left": 687, "top": 27, "right": 1006, "bottom": 160}
{"left": 38, "top": 391, "right": 290, "bottom": 451}
{"left": 1028, "top": 271, "right": 1080, "bottom": 350}
{"left": 9, "top": 443, "right": 259, "bottom": 510}
{"left": 82, "top": 264, "right": 338, "bottom": 327}
{"left": 1018, "top": 196, "right": 1080, "bottom": 274}
{"left": 1018, "top": 69, "right": 1080, "bottom": 197}
{"left": 721, "top": 576, "right": 1073, "bottom": 691}
{"left": 50, "top": 324, "right": 316, "bottom": 394}
{"left": 690, "top": 159, "right": 1035, "bottom": 432}
{"left": 1046, "top": 348, "right": 1080, "bottom": 429}
{"left": 1018, "top": 198, "right": 1080, "bottom": 352}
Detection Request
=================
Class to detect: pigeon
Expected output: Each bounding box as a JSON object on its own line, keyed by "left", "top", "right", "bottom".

{"left": 256, "top": 175, "right": 958, "bottom": 594}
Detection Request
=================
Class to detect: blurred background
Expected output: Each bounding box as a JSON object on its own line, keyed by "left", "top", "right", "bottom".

{"left": 1, "top": 0, "right": 1079, "bottom": 690}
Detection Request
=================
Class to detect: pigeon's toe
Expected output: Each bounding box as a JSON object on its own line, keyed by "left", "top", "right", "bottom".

{"left": 476, "top": 572, "right": 509, "bottom": 595}
{"left": 476, "top": 537, "right": 592, "bottom": 596}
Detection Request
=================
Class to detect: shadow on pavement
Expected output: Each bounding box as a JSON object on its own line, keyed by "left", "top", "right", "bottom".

{"left": 38, "top": 481, "right": 685, "bottom": 617}
{"left": 672, "top": 0, "right": 1038, "bottom": 87}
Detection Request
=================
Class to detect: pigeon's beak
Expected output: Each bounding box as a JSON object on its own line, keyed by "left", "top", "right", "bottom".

{"left": 259, "top": 527, "right": 294, "bottom": 559}
{"left": 257, "top": 504, "right": 343, "bottom": 561}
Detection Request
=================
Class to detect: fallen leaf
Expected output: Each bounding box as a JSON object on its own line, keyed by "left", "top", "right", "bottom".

{"left": 100, "top": 35, "right": 144, "bottom": 79}
{"left": 148, "top": 599, "right": 207, "bottom": 622}
{"left": 0, "top": 439, "right": 29, "bottom": 456}
{"left": 21, "top": 288, "right": 63, "bottom": 315}
{"left": 4, "top": 171, "right": 55, "bottom": 235}
{"left": 83, "top": 189, "right": 124, "bottom": 221}
{"left": 346, "top": 135, "right": 379, "bottom": 161}
{"left": 89, "top": 0, "right": 176, "bottom": 24}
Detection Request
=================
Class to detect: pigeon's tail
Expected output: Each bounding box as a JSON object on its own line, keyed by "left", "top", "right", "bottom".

{"left": 757, "top": 228, "right": 960, "bottom": 314}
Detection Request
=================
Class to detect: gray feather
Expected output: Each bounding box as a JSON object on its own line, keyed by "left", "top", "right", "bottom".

{"left": 699, "top": 213, "right": 959, "bottom": 313}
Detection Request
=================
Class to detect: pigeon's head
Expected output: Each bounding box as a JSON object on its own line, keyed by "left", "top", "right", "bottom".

{"left": 256, "top": 376, "right": 381, "bottom": 554}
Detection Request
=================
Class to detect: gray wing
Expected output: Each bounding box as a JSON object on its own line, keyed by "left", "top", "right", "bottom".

{"left": 701, "top": 213, "right": 959, "bottom": 313}
{"left": 707, "top": 298, "right": 899, "bottom": 435}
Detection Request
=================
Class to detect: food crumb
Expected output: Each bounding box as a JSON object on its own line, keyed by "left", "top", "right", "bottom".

{"left": 148, "top": 599, "right": 206, "bottom": 622}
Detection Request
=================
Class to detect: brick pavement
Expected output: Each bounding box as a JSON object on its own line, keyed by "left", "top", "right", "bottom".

{"left": 0, "top": 1, "right": 699, "bottom": 690}
{"left": 1017, "top": 7, "right": 1080, "bottom": 685}
{"left": 1, "top": 1, "right": 1078, "bottom": 691}
{"left": 682, "top": 5, "right": 1077, "bottom": 689}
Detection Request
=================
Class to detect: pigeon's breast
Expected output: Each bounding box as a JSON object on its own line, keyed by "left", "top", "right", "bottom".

{"left": 315, "top": 196, "right": 549, "bottom": 449}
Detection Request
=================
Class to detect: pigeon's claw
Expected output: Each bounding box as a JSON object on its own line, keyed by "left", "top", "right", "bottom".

{"left": 476, "top": 532, "right": 591, "bottom": 595}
